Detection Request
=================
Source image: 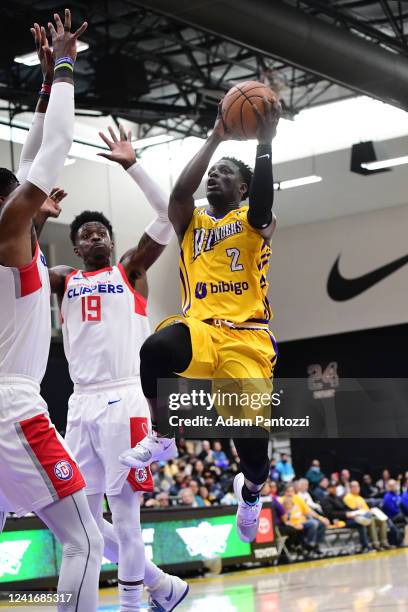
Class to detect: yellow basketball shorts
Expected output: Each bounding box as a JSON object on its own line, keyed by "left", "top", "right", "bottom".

{"left": 156, "top": 316, "right": 278, "bottom": 423}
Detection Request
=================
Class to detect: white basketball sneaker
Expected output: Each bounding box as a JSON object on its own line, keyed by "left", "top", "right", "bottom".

{"left": 233, "top": 472, "right": 262, "bottom": 543}
{"left": 119, "top": 432, "right": 178, "bottom": 468}
{"left": 148, "top": 574, "right": 189, "bottom": 611}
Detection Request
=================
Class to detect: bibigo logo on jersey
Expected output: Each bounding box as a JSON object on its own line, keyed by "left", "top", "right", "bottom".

{"left": 54, "top": 460, "right": 73, "bottom": 481}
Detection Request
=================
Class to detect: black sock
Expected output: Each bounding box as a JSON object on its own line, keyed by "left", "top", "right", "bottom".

{"left": 242, "top": 483, "right": 261, "bottom": 505}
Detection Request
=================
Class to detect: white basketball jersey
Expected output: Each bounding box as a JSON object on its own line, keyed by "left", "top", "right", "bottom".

{"left": 0, "top": 244, "right": 51, "bottom": 383}
{"left": 61, "top": 264, "right": 151, "bottom": 385}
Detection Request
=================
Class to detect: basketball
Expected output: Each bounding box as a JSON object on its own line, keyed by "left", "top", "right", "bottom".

{"left": 221, "top": 80, "right": 279, "bottom": 139}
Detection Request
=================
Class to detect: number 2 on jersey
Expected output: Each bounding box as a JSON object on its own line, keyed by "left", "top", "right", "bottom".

{"left": 226, "top": 248, "right": 243, "bottom": 271}
{"left": 81, "top": 296, "right": 101, "bottom": 321}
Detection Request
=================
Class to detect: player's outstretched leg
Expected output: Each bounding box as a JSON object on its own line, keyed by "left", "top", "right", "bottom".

{"left": 0, "top": 510, "right": 6, "bottom": 534}
{"left": 232, "top": 437, "right": 270, "bottom": 542}
{"left": 120, "top": 324, "right": 192, "bottom": 469}
{"left": 37, "top": 490, "right": 103, "bottom": 612}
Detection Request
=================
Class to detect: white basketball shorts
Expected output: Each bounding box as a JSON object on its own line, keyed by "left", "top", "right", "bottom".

{"left": 0, "top": 376, "right": 85, "bottom": 517}
{"left": 65, "top": 377, "right": 153, "bottom": 497}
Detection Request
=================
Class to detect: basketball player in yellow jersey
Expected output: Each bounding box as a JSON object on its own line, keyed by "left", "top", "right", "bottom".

{"left": 120, "top": 98, "right": 281, "bottom": 543}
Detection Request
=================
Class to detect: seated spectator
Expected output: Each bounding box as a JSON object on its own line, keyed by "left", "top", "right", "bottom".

{"left": 178, "top": 488, "right": 197, "bottom": 507}
{"left": 383, "top": 480, "right": 405, "bottom": 547}
{"left": 280, "top": 497, "right": 306, "bottom": 553}
{"left": 212, "top": 441, "right": 229, "bottom": 468}
{"left": 280, "top": 484, "right": 328, "bottom": 553}
{"left": 203, "top": 470, "right": 224, "bottom": 504}
{"left": 198, "top": 440, "right": 214, "bottom": 464}
{"left": 199, "top": 486, "right": 212, "bottom": 506}
{"left": 376, "top": 469, "right": 391, "bottom": 495}
{"left": 305, "top": 459, "right": 325, "bottom": 489}
{"left": 313, "top": 477, "right": 329, "bottom": 502}
{"left": 336, "top": 469, "right": 351, "bottom": 497}
{"left": 269, "top": 459, "right": 280, "bottom": 482}
{"left": 321, "top": 480, "right": 370, "bottom": 552}
{"left": 344, "top": 481, "right": 392, "bottom": 550}
{"left": 270, "top": 481, "right": 280, "bottom": 498}
{"left": 192, "top": 460, "right": 205, "bottom": 484}
{"left": 276, "top": 453, "right": 295, "bottom": 483}
{"left": 145, "top": 492, "right": 170, "bottom": 509}
{"left": 190, "top": 480, "right": 206, "bottom": 507}
{"left": 169, "top": 472, "right": 187, "bottom": 497}
{"left": 360, "top": 474, "right": 379, "bottom": 499}
{"left": 260, "top": 480, "right": 273, "bottom": 502}
{"left": 296, "top": 478, "right": 323, "bottom": 513}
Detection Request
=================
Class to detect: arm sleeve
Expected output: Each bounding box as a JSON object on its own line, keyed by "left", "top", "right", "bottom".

{"left": 126, "top": 162, "right": 174, "bottom": 245}
{"left": 16, "top": 113, "right": 45, "bottom": 183}
{"left": 247, "top": 143, "right": 274, "bottom": 229}
{"left": 26, "top": 82, "right": 74, "bottom": 196}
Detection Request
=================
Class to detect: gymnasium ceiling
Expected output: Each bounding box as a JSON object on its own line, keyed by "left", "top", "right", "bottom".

{"left": 0, "top": 0, "right": 408, "bottom": 140}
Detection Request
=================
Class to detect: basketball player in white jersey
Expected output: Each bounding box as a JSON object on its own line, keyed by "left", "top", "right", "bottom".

{"left": 0, "top": 11, "right": 104, "bottom": 612}
{"left": 37, "top": 126, "right": 188, "bottom": 611}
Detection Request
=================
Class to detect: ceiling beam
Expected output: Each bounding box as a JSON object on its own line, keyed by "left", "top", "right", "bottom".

{"left": 135, "top": 0, "right": 408, "bottom": 110}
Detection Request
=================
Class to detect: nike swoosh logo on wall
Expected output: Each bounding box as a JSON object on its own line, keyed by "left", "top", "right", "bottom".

{"left": 327, "top": 253, "right": 408, "bottom": 301}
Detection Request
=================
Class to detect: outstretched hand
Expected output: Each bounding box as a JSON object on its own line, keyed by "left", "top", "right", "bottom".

{"left": 253, "top": 97, "right": 282, "bottom": 144}
{"left": 39, "top": 187, "right": 67, "bottom": 218}
{"left": 30, "top": 23, "right": 54, "bottom": 82}
{"left": 97, "top": 125, "right": 136, "bottom": 170}
{"left": 48, "top": 8, "right": 88, "bottom": 63}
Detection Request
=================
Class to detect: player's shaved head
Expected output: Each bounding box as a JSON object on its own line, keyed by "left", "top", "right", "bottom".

{"left": 70, "top": 210, "right": 113, "bottom": 245}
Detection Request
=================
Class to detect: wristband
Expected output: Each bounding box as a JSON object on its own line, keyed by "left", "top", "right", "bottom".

{"left": 256, "top": 143, "right": 272, "bottom": 158}
{"left": 55, "top": 56, "right": 75, "bottom": 68}
{"left": 39, "top": 82, "right": 52, "bottom": 98}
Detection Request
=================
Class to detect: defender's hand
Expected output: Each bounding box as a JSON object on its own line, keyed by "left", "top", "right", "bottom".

{"left": 31, "top": 23, "right": 54, "bottom": 82}
{"left": 48, "top": 8, "right": 88, "bottom": 63}
{"left": 39, "top": 187, "right": 67, "bottom": 218}
{"left": 253, "top": 97, "right": 282, "bottom": 144}
{"left": 97, "top": 125, "right": 136, "bottom": 169}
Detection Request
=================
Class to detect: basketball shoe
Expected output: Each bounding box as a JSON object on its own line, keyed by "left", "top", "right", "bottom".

{"left": 148, "top": 574, "right": 189, "bottom": 611}
{"left": 119, "top": 432, "right": 177, "bottom": 468}
{"left": 233, "top": 472, "right": 262, "bottom": 543}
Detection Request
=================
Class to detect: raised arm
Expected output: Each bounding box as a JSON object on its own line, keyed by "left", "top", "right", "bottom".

{"left": 16, "top": 23, "right": 54, "bottom": 184}
{"left": 169, "top": 106, "right": 230, "bottom": 241}
{"left": 97, "top": 126, "right": 173, "bottom": 287}
{"left": 0, "top": 9, "right": 87, "bottom": 269}
{"left": 247, "top": 98, "right": 281, "bottom": 240}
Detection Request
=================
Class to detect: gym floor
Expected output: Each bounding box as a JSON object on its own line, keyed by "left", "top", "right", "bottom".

{"left": 1, "top": 549, "right": 407, "bottom": 611}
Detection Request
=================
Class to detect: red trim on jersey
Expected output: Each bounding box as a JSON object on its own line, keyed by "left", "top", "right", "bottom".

{"left": 18, "top": 243, "right": 42, "bottom": 297}
{"left": 82, "top": 266, "right": 113, "bottom": 277}
{"left": 19, "top": 413, "right": 85, "bottom": 499}
{"left": 117, "top": 263, "right": 147, "bottom": 316}
{"left": 64, "top": 269, "right": 78, "bottom": 292}
{"left": 127, "top": 417, "right": 153, "bottom": 492}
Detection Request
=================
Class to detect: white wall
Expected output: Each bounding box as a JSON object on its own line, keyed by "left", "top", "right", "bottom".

{"left": 2, "top": 132, "right": 408, "bottom": 336}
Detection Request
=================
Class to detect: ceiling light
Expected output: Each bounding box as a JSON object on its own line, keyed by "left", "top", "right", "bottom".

{"left": 361, "top": 155, "right": 408, "bottom": 171}
{"left": 350, "top": 140, "right": 391, "bottom": 175}
{"left": 14, "top": 42, "right": 89, "bottom": 66}
{"left": 274, "top": 175, "right": 322, "bottom": 190}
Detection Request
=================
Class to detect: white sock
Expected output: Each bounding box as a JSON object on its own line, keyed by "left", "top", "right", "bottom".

{"left": 118, "top": 582, "right": 143, "bottom": 611}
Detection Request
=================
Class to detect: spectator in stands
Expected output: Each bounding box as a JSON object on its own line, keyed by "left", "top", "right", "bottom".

{"left": 190, "top": 480, "right": 206, "bottom": 508}
{"left": 199, "top": 486, "right": 212, "bottom": 506}
{"left": 269, "top": 459, "right": 280, "bottom": 482}
{"left": 376, "top": 469, "right": 391, "bottom": 495}
{"left": 296, "top": 479, "right": 323, "bottom": 513}
{"left": 178, "top": 488, "right": 197, "bottom": 507}
{"left": 212, "top": 441, "right": 229, "bottom": 468}
{"left": 321, "top": 480, "right": 371, "bottom": 552}
{"left": 305, "top": 459, "right": 325, "bottom": 490}
{"left": 360, "top": 474, "right": 380, "bottom": 500}
{"left": 336, "top": 469, "right": 351, "bottom": 497}
{"left": 203, "top": 470, "right": 224, "bottom": 504}
{"left": 192, "top": 460, "right": 205, "bottom": 485}
{"left": 169, "top": 472, "right": 187, "bottom": 497}
{"left": 344, "top": 481, "right": 391, "bottom": 550}
{"left": 313, "top": 477, "right": 329, "bottom": 502}
{"left": 270, "top": 481, "right": 280, "bottom": 498}
{"left": 279, "top": 497, "right": 304, "bottom": 554}
{"left": 280, "top": 484, "right": 329, "bottom": 553}
{"left": 383, "top": 479, "right": 405, "bottom": 546}
{"left": 145, "top": 492, "right": 170, "bottom": 508}
{"left": 198, "top": 440, "right": 214, "bottom": 464}
{"left": 276, "top": 453, "right": 296, "bottom": 483}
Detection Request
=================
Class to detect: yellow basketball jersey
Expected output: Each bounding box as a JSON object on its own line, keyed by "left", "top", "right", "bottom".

{"left": 179, "top": 205, "right": 272, "bottom": 323}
